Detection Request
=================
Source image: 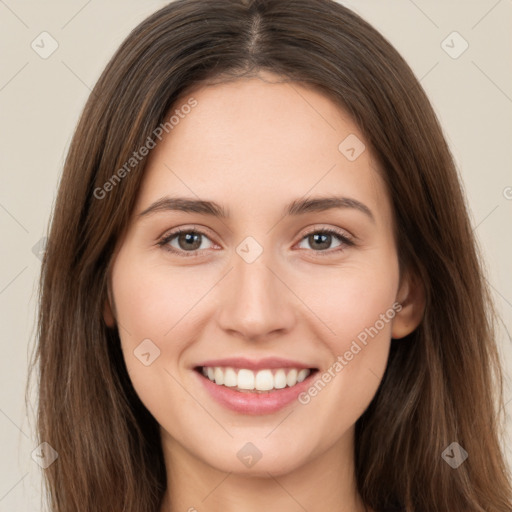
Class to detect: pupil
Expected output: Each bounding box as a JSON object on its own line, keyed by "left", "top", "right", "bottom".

{"left": 180, "top": 232, "right": 201, "bottom": 250}
{"left": 311, "top": 233, "right": 330, "bottom": 250}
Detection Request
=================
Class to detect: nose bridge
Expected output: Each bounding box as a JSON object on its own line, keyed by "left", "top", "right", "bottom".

{"left": 216, "top": 240, "right": 295, "bottom": 340}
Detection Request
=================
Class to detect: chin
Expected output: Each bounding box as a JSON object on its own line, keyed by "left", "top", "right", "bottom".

{"left": 198, "top": 439, "right": 312, "bottom": 477}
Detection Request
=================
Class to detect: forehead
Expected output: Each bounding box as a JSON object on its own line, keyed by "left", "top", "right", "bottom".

{"left": 136, "top": 74, "right": 390, "bottom": 223}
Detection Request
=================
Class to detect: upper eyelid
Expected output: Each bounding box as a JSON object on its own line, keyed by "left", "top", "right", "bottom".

{"left": 159, "top": 226, "right": 217, "bottom": 245}
{"left": 300, "top": 225, "right": 354, "bottom": 239}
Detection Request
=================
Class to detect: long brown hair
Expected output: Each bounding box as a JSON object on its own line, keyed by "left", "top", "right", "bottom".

{"left": 31, "top": 0, "right": 512, "bottom": 510}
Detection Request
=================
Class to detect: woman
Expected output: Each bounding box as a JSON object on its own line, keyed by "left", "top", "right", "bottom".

{"left": 33, "top": 0, "right": 512, "bottom": 510}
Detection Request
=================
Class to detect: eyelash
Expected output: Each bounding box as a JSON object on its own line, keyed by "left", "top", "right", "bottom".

{"left": 157, "top": 226, "right": 355, "bottom": 259}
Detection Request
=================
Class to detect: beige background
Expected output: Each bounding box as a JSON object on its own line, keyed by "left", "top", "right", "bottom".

{"left": 0, "top": 0, "right": 511, "bottom": 508}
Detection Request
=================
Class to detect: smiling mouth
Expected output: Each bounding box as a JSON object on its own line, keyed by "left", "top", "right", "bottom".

{"left": 194, "top": 366, "right": 319, "bottom": 393}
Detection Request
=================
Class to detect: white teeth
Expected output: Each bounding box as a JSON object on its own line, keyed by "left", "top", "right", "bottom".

{"left": 274, "top": 369, "right": 287, "bottom": 389}
{"left": 286, "top": 369, "right": 298, "bottom": 387}
{"left": 201, "top": 366, "right": 312, "bottom": 391}
{"left": 223, "top": 367, "right": 238, "bottom": 387}
{"left": 297, "top": 369, "right": 309, "bottom": 383}
{"left": 237, "top": 369, "right": 255, "bottom": 390}
{"left": 214, "top": 367, "right": 224, "bottom": 385}
{"left": 255, "top": 369, "right": 274, "bottom": 391}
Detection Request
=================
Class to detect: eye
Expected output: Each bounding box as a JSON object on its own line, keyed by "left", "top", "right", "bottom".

{"left": 157, "top": 226, "right": 354, "bottom": 258}
{"left": 158, "top": 228, "right": 215, "bottom": 257}
{"left": 296, "top": 227, "right": 354, "bottom": 255}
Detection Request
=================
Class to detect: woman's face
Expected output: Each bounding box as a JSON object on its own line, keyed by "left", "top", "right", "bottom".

{"left": 106, "top": 71, "right": 421, "bottom": 477}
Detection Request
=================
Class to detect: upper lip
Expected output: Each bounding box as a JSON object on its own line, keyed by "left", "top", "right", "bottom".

{"left": 195, "top": 357, "right": 317, "bottom": 371}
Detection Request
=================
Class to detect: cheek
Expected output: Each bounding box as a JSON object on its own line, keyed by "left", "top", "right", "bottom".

{"left": 294, "top": 253, "right": 399, "bottom": 353}
{"left": 291, "top": 251, "right": 399, "bottom": 414}
{"left": 111, "top": 252, "right": 204, "bottom": 346}
{"left": 109, "top": 253, "right": 204, "bottom": 410}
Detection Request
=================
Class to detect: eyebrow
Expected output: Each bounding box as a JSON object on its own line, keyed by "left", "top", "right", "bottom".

{"left": 138, "top": 195, "right": 375, "bottom": 223}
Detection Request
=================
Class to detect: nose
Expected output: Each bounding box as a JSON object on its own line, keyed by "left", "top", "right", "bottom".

{"left": 216, "top": 249, "right": 297, "bottom": 342}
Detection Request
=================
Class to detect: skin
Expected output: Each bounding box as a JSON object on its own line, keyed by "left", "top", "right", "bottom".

{"left": 104, "top": 70, "right": 424, "bottom": 512}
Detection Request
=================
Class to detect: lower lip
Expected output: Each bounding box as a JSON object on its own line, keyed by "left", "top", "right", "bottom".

{"left": 194, "top": 369, "right": 317, "bottom": 415}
